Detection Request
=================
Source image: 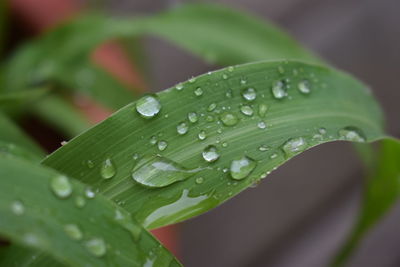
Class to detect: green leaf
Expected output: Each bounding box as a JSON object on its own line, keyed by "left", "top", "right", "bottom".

{"left": 332, "top": 138, "right": 400, "bottom": 266}
{"left": 42, "top": 60, "right": 385, "bottom": 229}
{"left": 0, "top": 154, "right": 180, "bottom": 267}
{"left": 0, "top": 246, "right": 64, "bottom": 267}
{"left": 0, "top": 112, "right": 44, "bottom": 157}
{"left": 0, "top": 88, "right": 48, "bottom": 114}
{"left": 0, "top": 0, "right": 8, "bottom": 55}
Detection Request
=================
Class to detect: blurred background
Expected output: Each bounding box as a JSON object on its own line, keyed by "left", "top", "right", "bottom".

{"left": 3, "top": 0, "right": 400, "bottom": 266}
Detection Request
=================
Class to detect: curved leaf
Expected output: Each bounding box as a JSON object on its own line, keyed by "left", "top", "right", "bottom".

{"left": 42, "top": 60, "right": 385, "bottom": 229}
{"left": 0, "top": 154, "right": 180, "bottom": 266}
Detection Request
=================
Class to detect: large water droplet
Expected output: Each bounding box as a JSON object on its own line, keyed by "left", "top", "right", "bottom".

{"left": 136, "top": 95, "right": 161, "bottom": 119}
{"left": 100, "top": 159, "right": 116, "bottom": 179}
{"left": 338, "top": 126, "right": 366, "bottom": 142}
{"left": 241, "top": 88, "right": 257, "bottom": 101}
{"left": 282, "top": 137, "right": 308, "bottom": 157}
{"left": 230, "top": 156, "right": 257, "bottom": 180}
{"left": 258, "top": 104, "right": 268, "bottom": 117}
{"left": 220, "top": 112, "right": 238, "bottom": 126}
{"left": 194, "top": 87, "right": 203, "bottom": 96}
{"left": 64, "top": 224, "right": 83, "bottom": 241}
{"left": 271, "top": 80, "right": 287, "bottom": 99}
{"left": 50, "top": 175, "right": 72, "bottom": 199}
{"left": 157, "top": 140, "right": 168, "bottom": 151}
{"left": 132, "top": 155, "right": 200, "bottom": 188}
{"left": 188, "top": 112, "right": 198, "bottom": 123}
{"left": 202, "top": 145, "right": 220, "bottom": 162}
{"left": 298, "top": 80, "right": 311, "bottom": 94}
{"left": 11, "top": 200, "right": 25, "bottom": 216}
{"left": 198, "top": 130, "right": 207, "bottom": 140}
{"left": 85, "top": 237, "right": 106, "bottom": 257}
{"left": 177, "top": 122, "right": 189, "bottom": 135}
{"left": 240, "top": 105, "right": 254, "bottom": 116}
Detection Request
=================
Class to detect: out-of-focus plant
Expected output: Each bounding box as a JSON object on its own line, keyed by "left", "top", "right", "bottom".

{"left": 0, "top": 3, "right": 398, "bottom": 266}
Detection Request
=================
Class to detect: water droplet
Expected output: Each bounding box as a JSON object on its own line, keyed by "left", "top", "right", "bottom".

{"left": 220, "top": 112, "right": 238, "bottom": 126}
{"left": 240, "top": 77, "right": 247, "bottom": 85}
{"left": 86, "top": 160, "right": 94, "bottom": 169}
{"left": 241, "top": 88, "right": 257, "bottom": 101}
{"left": 11, "top": 200, "right": 24, "bottom": 216}
{"left": 61, "top": 141, "right": 68, "bottom": 146}
{"left": 271, "top": 80, "right": 287, "bottom": 99}
{"left": 188, "top": 112, "right": 198, "bottom": 123}
{"left": 206, "top": 115, "right": 214, "bottom": 122}
{"left": 240, "top": 105, "right": 254, "bottom": 116}
{"left": 175, "top": 83, "right": 184, "bottom": 91}
{"left": 225, "top": 89, "right": 233, "bottom": 98}
{"left": 132, "top": 155, "right": 200, "bottom": 188}
{"left": 319, "top": 127, "right": 327, "bottom": 135}
{"left": 282, "top": 137, "right": 308, "bottom": 157}
{"left": 85, "top": 237, "right": 106, "bottom": 257}
{"left": 230, "top": 156, "right": 257, "bottom": 180}
{"left": 258, "top": 145, "right": 270, "bottom": 151}
{"left": 85, "top": 188, "right": 95, "bottom": 199}
{"left": 177, "top": 122, "right": 189, "bottom": 135}
{"left": 136, "top": 95, "right": 161, "bottom": 119}
{"left": 258, "top": 104, "right": 268, "bottom": 117}
{"left": 208, "top": 103, "right": 217, "bottom": 111}
{"left": 100, "top": 159, "right": 116, "bottom": 179}
{"left": 189, "top": 77, "right": 196, "bottom": 83}
{"left": 75, "top": 196, "right": 86, "bottom": 208}
{"left": 64, "top": 224, "right": 83, "bottom": 241}
{"left": 157, "top": 140, "right": 168, "bottom": 151}
{"left": 257, "top": 121, "right": 267, "bottom": 129}
{"left": 194, "top": 87, "right": 203, "bottom": 96}
{"left": 150, "top": 135, "right": 158, "bottom": 145}
{"left": 228, "top": 66, "right": 234, "bottom": 72}
{"left": 50, "top": 175, "right": 72, "bottom": 199}
{"left": 202, "top": 145, "right": 220, "bottom": 162}
{"left": 270, "top": 153, "right": 278, "bottom": 159}
{"left": 198, "top": 130, "right": 207, "bottom": 140}
{"left": 195, "top": 177, "right": 204, "bottom": 184}
{"left": 298, "top": 80, "right": 311, "bottom": 94}
{"left": 222, "top": 142, "right": 228, "bottom": 147}
{"left": 133, "top": 153, "right": 140, "bottom": 160}
{"left": 338, "top": 127, "right": 366, "bottom": 142}
{"left": 222, "top": 74, "right": 228, "bottom": 80}
{"left": 278, "top": 66, "right": 285, "bottom": 74}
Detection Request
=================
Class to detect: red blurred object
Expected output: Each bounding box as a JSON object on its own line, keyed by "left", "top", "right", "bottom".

{"left": 10, "top": 0, "right": 179, "bottom": 257}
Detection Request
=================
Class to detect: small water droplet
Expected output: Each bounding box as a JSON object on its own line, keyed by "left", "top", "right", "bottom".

{"left": 85, "top": 188, "right": 95, "bottom": 199}
{"left": 208, "top": 103, "right": 217, "bottom": 111}
{"left": 86, "top": 160, "right": 94, "bottom": 169}
{"left": 11, "top": 200, "right": 24, "bottom": 216}
{"left": 135, "top": 95, "right": 161, "bottom": 119}
{"left": 85, "top": 237, "right": 106, "bottom": 257}
{"left": 132, "top": 155, "right": 200, "bottom": 188}
{"left": 100, "top": 159, "right": 116, "bottom": 179}
{"left": 278, "top": 66, "right": 285, "bottom": 74}
{"left": 50, "top": 175, "right": 72, "bottom": 199}
{"left": 189, "top": 77, "right": 196, "bottom": 83}
{"left": 194, "top": 87, "right": 203, "bottom": 96}
{"left": 61, "top": 141, "right": 68, "bottom": 146}
{"left": 220, "top": 112, "right": 238, "bottom": 126}
{"left": 282, "top": 137, "right": 308, "bottom": 157}
{"left": 195, "top": 177, "right": 204, "bottom": 184}
{"left": 298, "top": 80, "right": 311, "bottom": 94}
{"left": 240, "top": 105, "right": 254, "bottom": 116}
{"left": 258, "top": 145, "right": 270, "bottom": 151}
{"left": 188, "top": 112, "right": 198, "bottom": 123}
{"left": 338, "top": 126, "right": 366, "bottom": 142}
{"left": 230, "top": 156, "right": 257, "bottom": 180}
{"left": 240, "top": 77, "right": 247, "bottom": 85}
{"left": 272, "top": 80, "right": 287, "bottom": 99}
{"left": 75, "top": 196, "right": 86, "bottom": 208}
{"left": 198, "top": 130, "right": 207, "bottom": 140}
{"left": 64, "top": 224, "right": 83, "bottom": 241}
{"left": 222, "top": 142, "right": 228, "bottom": 147}
{"left": 225, "top": 89, "right": 233, "bottom": 98}
{"left": 133, "top": 153, "right": 140, "bottom": 160}
{"left": 257, "top": 121, "right": 267, "bottom": 129}
{"left": 270, "top": 153, "right": 278, "bottom": 159}
{"left": 150, "top": 135, "right": 158, "bottom": 145}
{"left": 258, "top": 104, "right": 268, "bottom": 117}
{"left": 319, "top": 127, "right": 327, "bottom": 135}
{"left": 177, "top": 122, "right": 189, "bottom": 135}
{"left": 175, "top": 83, "right": 184, "bottom": 91}
{"left": 206, "top": 115, "right": 214, "bottom": 122}
{"left": 222, "top": 74, "right": 228, "bottom": 80}
{"left": 202, "top": 145, "right": 220, "bottom": 162}
{"left": 241, "top": 88, "right": 257, "bottom": 101}
{"left": 157, "top": 140, "right": 168, "bottom": 151}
